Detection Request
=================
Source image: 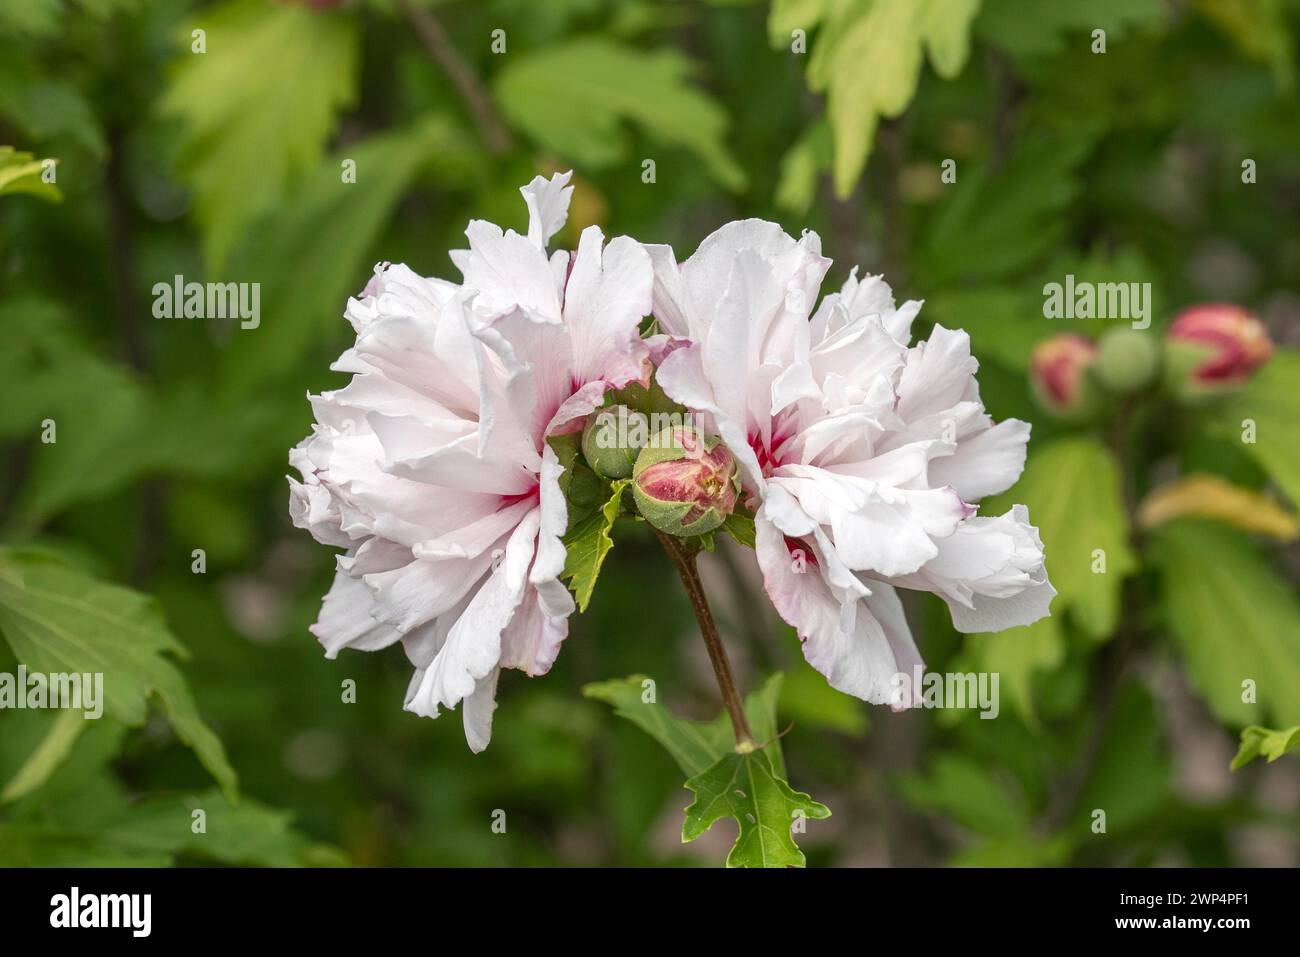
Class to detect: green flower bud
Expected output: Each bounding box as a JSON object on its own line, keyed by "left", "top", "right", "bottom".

{"left": 632, "top": 425, "right": 740, "bottom": 537}
{"left": 581, "top": 405, "right": 648, "bottom": 479}
{"left": 1094, "top": 326, "right": 1160, "bottom": 394}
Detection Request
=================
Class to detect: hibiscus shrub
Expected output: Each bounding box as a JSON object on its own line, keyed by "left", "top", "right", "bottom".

{"left": 1, "top": 0, "right": 1298, "bottom": 868}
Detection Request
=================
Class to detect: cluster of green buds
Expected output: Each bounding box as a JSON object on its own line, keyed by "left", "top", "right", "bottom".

{"left": 580, "top": 402, "right": 741, "bottom": 538}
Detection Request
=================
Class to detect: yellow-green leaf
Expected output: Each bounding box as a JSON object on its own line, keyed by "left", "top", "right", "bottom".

{"left": 1138, "top": 473, "right": 1298, "bottom": 540}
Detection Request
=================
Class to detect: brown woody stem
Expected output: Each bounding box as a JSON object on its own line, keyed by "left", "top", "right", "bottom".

{"left": 654, "top": 530, "right": 754, "bottom": 749}
{"left": 398, "top": 0, "right": 513, "bottom": 155}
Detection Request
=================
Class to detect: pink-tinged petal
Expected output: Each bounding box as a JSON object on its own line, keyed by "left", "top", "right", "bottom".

{"left": 520, "top": 170, "right": 573, "bottom": 250}
{"left": 351, "top": 313, "right": 480, "bottom": 418}
{"left": 816, "top": 269, "right": 921, "bottom": 346}
{"left": 454, "top": 219, "right": 563, "bottom": 322}
{"left": 644, "top": 242, "right": 692, "bottom": 338}
{"left": 645, "top": 332, "right": 688, "bottom": 366}
{"left": 403, "top": 509, "right": 540, "bottom": 719}
{"left": 310, "top": 565, "right": 402, "bottom": 659}
{"left": 380, "top": 432, "right": 538, "bottom": 496}
{"left": 531, "top": 445, "right": 575, "bottom": 619}
{"left": 1168, "top": 303, "right": 1273, "bottom": 385}
{"left": 818, "top": 440, "right": 945, "bottom": 488}
{"left": 363, "top": 545, "right": 501, "bottom": 634}
{"left": 461, "top": 666, "right": 500, "bottom": 753}
{"left": 680, "top": 220, "right": 795, "bottom": 334}
{"left": 345, "top": 262, "right": 458, "bottom": 334}
{"left": 762, "top": 485, "right": 869, "bottom": 598}
{"left": 770, "top": 361, "right": 821, "bottom": 415}
{"left": 288, "top": 476, "right": 356, "bottom": 547}
{"left": 679, "top": 220, "right": 829, "bottom": 340}
{"left": 862, "top": 583, "right": 924, "bottom": 697}
{"left": 499, "top": 587, "right": 569, "bottom": 677}
{"left": 928, "top": 417, "right": 1031, "bottom": 502}
{"left": 703, "top": 252, "right": 770, "bottom": 424}
{"left": 793, "top": 411, "right": 881, "bottom": 467}
{"left": 473, "top": 310, "right": 574, "bottom": 445}
{"left": 887, "top": 505, "right": 1055, "bottom": 633}
{"left": 546, "top": 379, "right": 610, "bottom": 437}
{"left": 562, "top": 227, "right": 653, "bottom": 388}
{"left": 411, "top": 497, "right": 536, "bottom": 561}
{"left": 657, "top": 344, "right": 766, "bottom": 491}
{"left": 948, "top": 577, "right": 1056, "bottom": 633}
{"left": 808, "top": 313, "right": 907, "bottom": 402}
{"left": 774, "top": 465, "right": 968, "bottom": 577}
{"left": 756, "top": 511, "right": 918, "bottom": 705}
{"left": 896, "top": 325, "right": 979, "bottom": 422}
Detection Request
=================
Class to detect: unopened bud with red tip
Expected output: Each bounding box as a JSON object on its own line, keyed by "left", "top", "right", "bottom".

{"left": 632, "top": 425, "right": 740, "bottom": 537}
{"left": 1031, "top": 333, "right": 1098, "bottom": 418}
{"left": 1166, "top": 304, "right": 1273, "bottom": 390}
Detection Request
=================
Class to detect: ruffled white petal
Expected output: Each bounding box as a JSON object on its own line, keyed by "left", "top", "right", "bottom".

{"left": 520, "top": 170, "right": 573, "bottom": 250}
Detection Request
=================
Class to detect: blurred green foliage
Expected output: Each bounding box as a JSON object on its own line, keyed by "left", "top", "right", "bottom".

{"left": 1, "top": 0, "right": 1298, "bottom": 866}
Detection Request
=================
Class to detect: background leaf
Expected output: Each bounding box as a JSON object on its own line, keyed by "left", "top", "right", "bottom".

{"left": 1151, "top": 519, "right": 1300, "bottom": 728}
{"left": 494, "top": 36, "right": 745, "bottom": 191}
{"left": 0, "top": 548, "right": 237, "bottom": 800}
{"left": 159, "top": 0, "right": 358, "bottom": 269}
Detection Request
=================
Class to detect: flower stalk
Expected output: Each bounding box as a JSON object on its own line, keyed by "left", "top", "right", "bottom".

{"left": 654, "top": 529, "right": 754, "bottom": 750}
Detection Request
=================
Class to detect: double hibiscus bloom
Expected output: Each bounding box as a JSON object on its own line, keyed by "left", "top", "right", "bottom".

{"left": 289, "top": 172, "right": 1054, "bottom": 750}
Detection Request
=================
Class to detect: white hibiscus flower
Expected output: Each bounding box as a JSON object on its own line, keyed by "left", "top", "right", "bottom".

{"left": 289, "top": 172, "right": 653, "bottom": 750}
{"left": 646, "top": 220, "right": 1054, "bottom": 705}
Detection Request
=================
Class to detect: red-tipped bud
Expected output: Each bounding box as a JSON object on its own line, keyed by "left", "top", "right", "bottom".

{"left": 1167, "top": 304, "right": 1273, "bottom": 388}
{"left": 632, "top": 426, "right": 739, "bottom": 537}
{"left": 1031, "top": 334, "right": 1098, "bottom": 415}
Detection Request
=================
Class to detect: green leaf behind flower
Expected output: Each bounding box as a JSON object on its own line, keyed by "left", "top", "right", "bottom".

{"left": 0, "top": 548, "right": 237, "bottom": 801}
{"left": 562, "top": 479, "right": 630, "bottom": 612}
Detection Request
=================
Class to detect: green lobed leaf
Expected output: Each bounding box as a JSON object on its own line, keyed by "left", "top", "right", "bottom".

{"left": 219, "top": 116, "right": 471, "bottom": 393}
{"left": 898, "top": 752, "right": 1028, "bottom": 837}
{"left": 583, "top": 673, "right": 732, "bottom": 776}
{"left": 916, "top": 134, "right": 1094, "bottom": 286}
{"left": 1231, "top": 725, "right": 1300, "bottom": 770}
{"left": 0, "top": 548, "right": 238, "bottom": 801}
{"left": 975, "top": 0, "right": 1166, "bottom": 59}
{"left": 97, "top": 790, "right": 347, "bottom": 867}
{"left": 1, "top": 786, "right": 345, "bottom": 867}
{"left": 0, "top": 77, "right": 105, "bottom": 158}
{"left": 0, "top": 145, "right": 59, "bottom": 201}
{"left": 0, "top": 708, "right": 85, "bottom": 803}
{"left": 681, "top": 748, "right": 829, "bottom": 868}
{"left": 585, "top": 673, "right": 821, "bottom": 867}
{"left": 562, "top": 479, "right": 630, "bottom": 612}
{"left": 0, "top": 298, "right": 282, "bottom": 525}
{"left": 583, "top": 672, "right": 787, "bottom": 778}
{"left": 1207, "top": 350, "right": 1300, "bottom": 509}
{"left": 965, "top": 615, "right": 1065, "bottom": 723}
{"left": 1151, "top": 519, "right": 1300, "bottom": 728}
{"left": 159, "top": 0, "right": 358, "bottom": 270}
{"left": 494, "top": 36, "right": 745, "bottom": 191}
{"left": 799, "top": 0, "right": 981, "bottom": 197}
{"left": 984, "top": 437, "right": 1137, "bottom": 640}
{"left": 720, "top": 510, "right": 757, "bottom": 549}
{"left": 970, "top": 438, "right": 1135, "bottom": 720}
